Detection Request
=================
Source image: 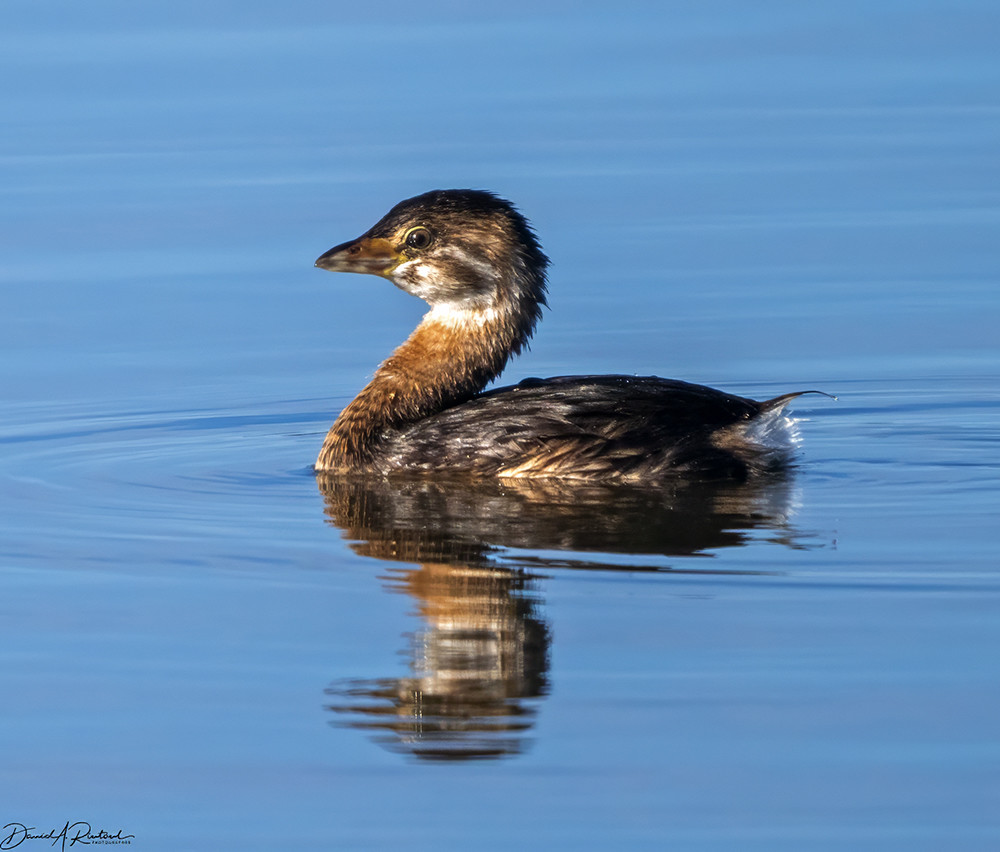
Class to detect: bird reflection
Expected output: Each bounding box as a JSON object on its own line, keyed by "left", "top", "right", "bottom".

{"left": 319, "top": 471, "right": 809, "bottom": 761}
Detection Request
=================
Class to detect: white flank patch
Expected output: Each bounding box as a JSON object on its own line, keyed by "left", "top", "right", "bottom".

{"left": 740, "top": 407, "right": 803, "bottom": 456}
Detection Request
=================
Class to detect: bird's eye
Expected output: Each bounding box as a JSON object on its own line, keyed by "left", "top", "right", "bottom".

{"left": 404, "top": 227, "right": 434, "bottom": 250}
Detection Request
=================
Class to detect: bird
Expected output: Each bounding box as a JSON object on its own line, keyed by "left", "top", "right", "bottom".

{"left": 314, "top": 189, "right": 814, "bottom": 482}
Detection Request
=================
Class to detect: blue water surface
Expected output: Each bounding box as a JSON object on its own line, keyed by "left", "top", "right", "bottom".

{"left": 2, "top": 1, "right": 999, "bottom": 850}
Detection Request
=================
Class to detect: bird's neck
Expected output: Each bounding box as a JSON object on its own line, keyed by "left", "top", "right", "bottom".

{"left": 316, "top": 301, "right": 534, "bottom": 472}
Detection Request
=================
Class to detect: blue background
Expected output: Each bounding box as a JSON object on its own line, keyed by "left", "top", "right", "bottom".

{"left": 2, "top": 2, "right": 999, "bottom": 849}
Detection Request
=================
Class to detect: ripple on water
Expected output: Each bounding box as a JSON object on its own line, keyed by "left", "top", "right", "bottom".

{"left": 2, "top": 375, "right": 997, "bottom": 582}
{"left": 0, "top": 399, "right": 331, "bottom": 572}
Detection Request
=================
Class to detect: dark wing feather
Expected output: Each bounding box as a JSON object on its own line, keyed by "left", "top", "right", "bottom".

{"left": 377, "top": 375, "right": 795, "bottom": 481}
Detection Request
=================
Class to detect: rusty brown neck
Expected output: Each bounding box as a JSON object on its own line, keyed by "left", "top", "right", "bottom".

{"left": 315, "top": 303, "right": 529, "bottom": 473}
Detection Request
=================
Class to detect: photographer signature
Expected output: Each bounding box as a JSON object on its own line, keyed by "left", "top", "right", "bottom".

{"left": 1, "top": 822, "right": 134, "bottom": 850}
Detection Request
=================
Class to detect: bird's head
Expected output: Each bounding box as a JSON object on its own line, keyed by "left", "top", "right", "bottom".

{"left": 316, "top": 189, "right": 548, "bottom": 313}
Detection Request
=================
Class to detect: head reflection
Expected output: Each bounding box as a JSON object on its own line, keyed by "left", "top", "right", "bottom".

{"left": 319, "top": 472, "right": 805, "bottom": 761}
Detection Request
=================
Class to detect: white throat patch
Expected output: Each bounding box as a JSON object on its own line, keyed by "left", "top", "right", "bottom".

{"left": 424, "top": 303, "right": 502, "bottom": 329}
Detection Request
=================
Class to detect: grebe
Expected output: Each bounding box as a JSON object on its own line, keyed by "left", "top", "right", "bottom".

{"left": 315, "top": 189, "right": 810, "bottom": 481}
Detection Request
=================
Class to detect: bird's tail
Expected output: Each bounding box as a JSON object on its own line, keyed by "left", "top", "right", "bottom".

{"left": 727, "top": 390, "right": 836, "bottom": 471}
{"left": 760, "top": 389, "right": 837, "bottom": 412}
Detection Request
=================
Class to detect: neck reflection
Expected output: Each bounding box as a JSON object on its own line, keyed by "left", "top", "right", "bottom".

{"left": 327, "top": 559, "right": 548, "bottom": 761}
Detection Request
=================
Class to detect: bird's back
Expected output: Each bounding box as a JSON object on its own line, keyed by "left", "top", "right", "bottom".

{"left": 374, "top": 375, "right": 802, "bottom": 481}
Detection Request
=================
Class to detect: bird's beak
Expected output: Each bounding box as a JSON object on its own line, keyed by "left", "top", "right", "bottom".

{"left": 314, "top": 236, "right": 401, "bottom": 278}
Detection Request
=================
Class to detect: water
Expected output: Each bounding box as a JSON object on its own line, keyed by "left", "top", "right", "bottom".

{"left": 2, "top": 1, "right": 999, "bottom": 849}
